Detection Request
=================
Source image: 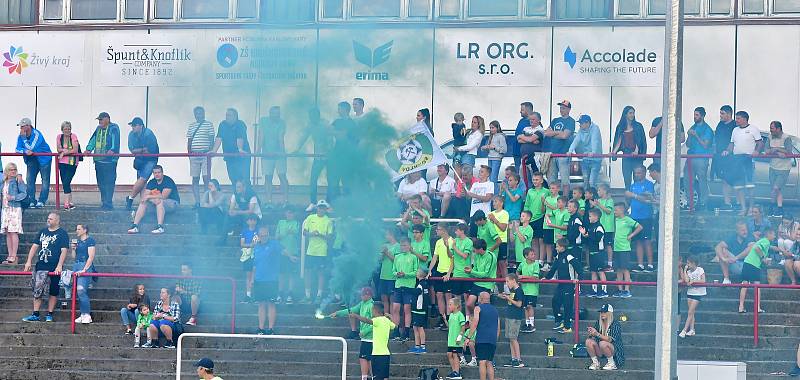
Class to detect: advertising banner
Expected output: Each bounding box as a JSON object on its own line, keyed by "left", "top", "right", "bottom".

{"left": 435, "top": 28, "right": 549, "bottom": 86}
{"left": 553, "top": 27, "right": 664, "bottom": 87}
{"left": 0, "top": 32, "right": 84, "bottom": 87}
{"left": 97, "top": 32, "right": 197, "bottom": 87}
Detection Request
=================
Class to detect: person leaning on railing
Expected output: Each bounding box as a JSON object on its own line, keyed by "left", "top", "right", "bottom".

{"left": 85, "top": 112, "right": 121, "bottom": 211}
{"left": 0, "top": 163, "right": 26, "bottom": 265}
{"left": 15, "top": 117, "right": 52, "bottom": 209}
{"left": 56, "top": 121, "right": 80, "bottom": 210}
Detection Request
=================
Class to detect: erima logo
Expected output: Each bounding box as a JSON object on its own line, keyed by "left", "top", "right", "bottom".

{"left": 352, "top": 40, "right": 393, "bottom": 81}
{"left": 564, "top": 46, "right": 577, "bottom": 69}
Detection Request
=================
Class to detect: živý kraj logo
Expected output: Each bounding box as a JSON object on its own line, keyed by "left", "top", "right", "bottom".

{"left": 217, "top": 43, "right": 238, "bottom": 68}
{"left": 385, "top": 133, "right": 434, "bottom": 175}
{"left": 3, "top": 46, "right": 29, "bottom": 75}
{"left": 563, "top": 46, "right": 577, "bottom": 69}
{"left": 352, "top": 40, "right": 393, "bottom": 81}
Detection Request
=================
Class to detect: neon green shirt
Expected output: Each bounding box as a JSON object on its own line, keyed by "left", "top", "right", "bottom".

{"left": 514, "top": 224, "right": 533, "bottom": 263}
{"left": 302, "top": 214, "right": 333, "bottom": 257}
{"left": 392, "top": 251, "right": 419, "bottom": 289}
{"left": 452, "top": 237, "right": 473, "bottom": 278}
{"left": 517, "top": 260, "right": 541, "bottom": 296}
{"left": 379, "top": 243, "right": 399, "bottom": 281}
{"left": 524, "top": 187, "right": 550, "bottom": 221}
{"left": 599, "top": 198, "right": 616, "bottom": 232}
{"left": 745, "top": 237, "right": 770, "bottom": 269}
{"left": 411, "top": 239, "right": 431, "bottom": 262}
{"left": 371, "top": 316, "right": 396, "bottom": 355}
{"left": 334, "top": 299, "right": 374, "bottom": 340}
{"left": 433, "top": 237, "right": 453, "bottom": 274}
{"left": 447, "top": 311, "right": 466, "bottom": 347}
{"left": 477, "top": 223, "right": 500, "bottom": 254}
{"left": 490, "top": 210, "right": 510, "bottom": 243}
{"left": 472, "top": 251, "right": 498, "bottom": 291}
{"left": 613, "top": 216, "right": 640, "bottom": 252}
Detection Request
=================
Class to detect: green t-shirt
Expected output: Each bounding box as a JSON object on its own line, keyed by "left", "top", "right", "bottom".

{"left": 613, "top": 216, "right": 640, "bottom": 252}
{"left": 334, "top": 299, "right": 374, "bottom": 340}
{"left": 303, "top": 214, "right": 333, "bottom": 257}
{"left": 447, "top": 311, "right": 466, "bottom": 347}
{"left": 379, "top": 243, "right": 399, "bottom": 280}
{"left": 514, "top": 224, "right": 533, "bottom": 263}
{"left": 745, "top": 237, "right": 770, "bottom": 269}
{"left": 477, "top": 223, "right": 500, "bottom": 254}
{"left": 542, "top": 195, "right": 559, "bottom": 230}
{"left": 472, "top": 251, "right": 498, "bottom": 290}
{"left": 548, "top": 208, "right": 570, "bottom": 239}
{"left": 392, "top": 251, "right": 419, "bottom": 289}
{"left": 452, "top": 237, "right": 473, "bottom": 278}
{"left": 598, "top": 198, "right": 616, "bottom": 232}
{"left": 407, "top": 209, "right": 432, "bottom": 243}
{"left": 524, "top": 187, "right": 550, "bottom": 221}
{"left": 517, "top": 260, "right": 541, "bottom": 296}
{"left": 433, "top": 237, "right": 453, "bottom": 274}
{"left": 371, "top": 316, "right": 396, "bottom": 355}
{"left": 411, "top": 239, "right": 431, "bottom": 262}
{"left": 490, "top": 210, "right": 510, "bottom": 243}
{"left": 275, "top": 219, "right": 300, "bottom": 257}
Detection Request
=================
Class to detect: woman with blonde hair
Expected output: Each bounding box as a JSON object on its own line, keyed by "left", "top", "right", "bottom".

{"left": 585, "top": 303, "right": 625, "bottom": 370}
{"left": 56, "top": 121, "right": 80, "bottom": 210}
{"left": 0, "top": 162, "right": 26, "bottom": 264}
{"left": 456, "top": 115, "right": 486, "bottom": 168}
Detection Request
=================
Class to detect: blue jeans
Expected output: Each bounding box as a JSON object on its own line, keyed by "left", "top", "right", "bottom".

{"left": 488, "top": 159, "right": 502, "bottom": 184}
{"left": 580, "top": 160, "right": 602, "bottom": 189}
{"left": 25, "top": 158, "right": 51, "bottom": 204}
{"left": 72, "top": 261, "right": 93, "bottom": 314}
{"left": 120, "top": 307, "right": 140, "bottom": 327}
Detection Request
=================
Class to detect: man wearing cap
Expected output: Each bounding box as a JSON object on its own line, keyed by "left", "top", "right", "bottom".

{"left": 301, "top": 200, "right": 333, "bottom": 304}
{"left": 125, "top": 117, "right": 160, "bottom": 211}
{"left": 86, "top": 112, "right": 121, "bottom": 210}
{"left": 544, "top": 101, "right": 576, "bottom": 195}
{"left": 586, "top": 303, "right": 624, "bottom": 370}
{"left": 196, "top": 358, "right": 223, "bottom": 380}
{"left": 15, "top": 118, "right": 52, "bottom": 208}
{"left": 568, "top": 115, "right": 603, "bottom": 189}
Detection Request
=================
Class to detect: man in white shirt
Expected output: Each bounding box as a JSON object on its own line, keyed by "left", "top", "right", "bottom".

{"left": 721, "top": 111, "right": 764, "bottom": 215}
{"left": 428, "top": 164, "right": 456, "bottom": 218}
{"left": 397, "top": 171, "right": 430, "bottom": 210}
{"left": 467, "top": 165, "right": 495, "bottom": 217}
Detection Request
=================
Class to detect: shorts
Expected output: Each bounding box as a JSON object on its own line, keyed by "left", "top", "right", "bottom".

{"left": 242, "top": 258, "right": 253, "bottom": 271}
{"left": 614, "top": 251, "right": 632, "bottom": 271}
{"left": 543, "top": 229, "right": 555, "bottom": 245}
{"left": 589, "top": 252, "right": 606, "bottom": 272}
{"left": 741, "top": 262, "right": 762, "bottom": 283}
{"left": 253, "top": 281, "right": 278, "bottom": 302}
{"left": 504, "top": 319, "right": 521, "bottom": 339}
{"left": 279, "top": 255, "right": 298, "bottom": 274}
{"left": 447, "top": 347, "right": 463, "bottom": 354}
{"left": 189, "top": 156, "right": 208, "bottom": 178}
{"left": 475, "top": 343, "right": 497, "bottom": 362}
{"left": 728, "top": 155, "right": 755, "bottom": 189}
{"left": 687, "top": 295, "right": 704, "bottom": 302}
{"left": 135, "top": 160, "right": 157, "bottom": 180}
{"left": 358, "top": 341, "right": 373, "bottom": 360}
{"left": 532, "top": 218, "right": 545, "bottom": 238}
{"left": 449, "top": 279, "right": 473, "bottom": 295}
{"left": 306, "top": 255, "right": 329, "bottom": 270}
{"left": 139, "top": 198, "right": 178, "bottom": 214}
{"left": 30, "top": 271, "right": 59, "bottom": 299}
{"left": 469, "top": 285, "right": 492, "bottom": 296}
{"left": 392, "top": 287, "right": 416, "bottom": 305}
{"left": 371, "top": 355, "right": 390, "bottom": 380}
{"left": 633, "top": 219, "right": 652, "bottom": 241}
{"left": 770, "top": 168, "right": 790, "bottom": 189}
{"left": 262, "top": 157, "right": 288, "bottom": 176}
{"left": 523, "top": 295, "right": 538, "bottom": 307}
{"left": 728, "top": 261, "right": 744, "bottom": 277}
{"left": 412, "top": 313, "right": 428, "bottom": 328}
{"left": 150, "top": 319, "right": 176, "bottom": 333}
{"left": 377, "top": 279, "right": 395, "bottom": 297}
{"left": 431, "top": 270, "right": 451, "bottom": 293}
{"left": 497, "top": 242, "right": 508, "bottom": 261}
{"left": 603, "top": 232, "right": 615, "bottom": 247}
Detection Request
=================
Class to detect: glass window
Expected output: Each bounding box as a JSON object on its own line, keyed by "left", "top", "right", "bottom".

{"left": 741, "top": 0, "right": 764, "bottom": 13}
{"left": 555, "top": 0, "right": 609, "bottom": 18}
{"left": 773, "top": 0, "right": 800, "bottom": 13}
{"left": 0, "top": 0, "right": 34, "bottom": 23}
{"left": 261, "top": 0, "right": 314, "bottom": 21}
{"left": 351, "top": 0, "right": 401, "bottom": 17}
{"left": 684, "top": 0, "right": 700, "bottom": 14}
{"left": 154, "top": 0, "right": 173, "bottom": 18}
{"left": 527, "top": 0, "right": 548, "bottom": 16}
{"left": 43, "top": 0, "right": 64, "bottom": 20}
{"left": 237, "top": 0, "right": 258, "bottom": 17}
{"left": 468, "top": 0, "right": 518, "bottom": 17}
{"left": 617, "top": 0, "right": 640, "bottom": 15}
{"left": 124, "top": 0, "right": 144, "bottom": 19}
{"left": 182, "top": 0, "right": 227, "bottom": 18}
{"left": 648, "top": 0, "right": 665, "bottom": 14}
{"left": 709, "top": 0, "right": 731, "bottom": 14}
{"left": 71, "top": 0, "right": 117, "bottom": 20}
{"left": 322, "top": 0, "right": 343, "bottom": 18}
{"left": 409, "top": 0, "right": 430, "bottom": 17}
{"left": 439, "top": 0, "right": 460, "bottom": 17}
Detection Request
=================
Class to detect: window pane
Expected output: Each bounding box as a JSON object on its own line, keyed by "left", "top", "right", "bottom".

{"left": 468, "top": 0, "right": 518, "bottom": 16}
{"left": 648, "top": 0, "right": 665, "bottom": 15}
{"left": 182, "top": 0, "right": 227, "bottom": 18}
{"left": 684, "top": 0, "right": 700, "bottom": 14}
{"left": 774, "top": 0, "right": 800, "bottom": 13}
{"left": 71, "top": 0, "right": 117, "bottom": 20}
{"left": 741, "top": 0, "right": 764, "bottom": 13}
{"left": 439, "top": 0, "right": 460, "bottom": 17}
{"left": 322, "top": 0, "right": 343, "bottom": 18}
{"left": 409, "top": 0, "right": 430, "bottom": 17}
{"left": 125, "top": 0, "right": 143, "bottom": 19}
{"left": 351, "top": 0, "right": 401, "bottom": 17}
{"left": 261, "top": 0, "right": 314, "bottom": 21}
{"left": 155, "top": 0, "right": 173, "bottom": 18}
{"left": 709, "top": 0, "right": 731, "bottom": 14}
{"left": 237, "top": 0, "right": 257, "bottom": 17}
{"left": 555, "top": 0, "right": 610, "bottom": 18}
{"left": 617, "top": 0, "right": 640, "bottom": 15}
{"left": 44, "top": 0, "right": 63, "bottom": 20}
{"left": 526, "top": 0, "right": 547, "bottom": 16}
{"left": 1, "top": 0, "right": 34, "bottom": 23}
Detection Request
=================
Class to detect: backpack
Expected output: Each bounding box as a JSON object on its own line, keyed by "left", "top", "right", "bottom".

{"left": 570, "top": 343, "right": 589, "bottom": 358}
{"left": 417, "top": 367, "right": 439, "bottom": 380}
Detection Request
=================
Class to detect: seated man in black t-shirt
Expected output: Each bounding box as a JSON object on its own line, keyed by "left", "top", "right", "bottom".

{"left": 714, "top": 221, "right": 754, "bottom": 284}
{"left": 128, "top": 165, "right": 180, "bottom": 235}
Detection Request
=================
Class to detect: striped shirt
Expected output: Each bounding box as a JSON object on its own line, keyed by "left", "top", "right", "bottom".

{"left": 186, "top": 121, "right": 215, "bottom": 153}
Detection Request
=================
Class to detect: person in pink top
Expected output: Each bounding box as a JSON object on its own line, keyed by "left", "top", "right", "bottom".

{"left": 56, "top": 121, "right": 80, "bottom": 210}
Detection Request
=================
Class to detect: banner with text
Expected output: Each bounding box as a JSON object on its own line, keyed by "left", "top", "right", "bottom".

{"left": 553, "top": 27, "right": 664, "bottom": 87}
{"left": 97, "top": 32, "right": 197, "bottom": 87}
{"left": 386, "top": 123, "right": 448, "bottom": 181}
{"left": 0, "top": 32, "right": 84, "bottom": 86}
{"left": 435, "top": 28, "right": 549, "bottom": 86}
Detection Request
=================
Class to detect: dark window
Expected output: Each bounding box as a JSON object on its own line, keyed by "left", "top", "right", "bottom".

{"left": 125, "top": 0, "right": 144, "bottom": 19}
{"left": 468, "top": 0, "right": 518, "bottom": 17}
{"left": 555, "top": 0, "right": 610, "bottom": 19}
{"left": 43, "top": 0, "right": 63, "bottom": 20}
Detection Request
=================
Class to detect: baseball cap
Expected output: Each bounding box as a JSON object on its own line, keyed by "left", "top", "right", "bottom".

{"left": 598, "top": 304, "right": 614, "bottom": 313}
{"left": 316, "top": 200, "right": 330, "bottom": 209}
{"left": 96, "top": 112, "right": 110, "bottom": 120}
{"left": 128, "top": 117, "right": 145, "bottom": 127}
{"left": 557, "top": 100, "right": 572, "bottom": 109}
{"left": 195, "top": 358, "right": 214, "bottom": 370}
{"left": 17, "top": 118, "right": 32, "bottom": 127}
{"left": 578, "top": 115, "right": 592, "bottom": 124}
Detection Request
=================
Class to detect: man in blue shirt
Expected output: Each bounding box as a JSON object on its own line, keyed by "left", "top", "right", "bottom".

{"left": 568, "top": 115, "right": 603, "bottom": 189}
{"left": 685, "top": 107, "right": 714, "bottom": 210}
{"left": 15, "top": 118, "right": 52, "bottom": 208}
{"left": 544, "top": 100, "right": 576, "bottom": 195}
{"left": 625, "top": 165, "right": 656, "bottom": 273}
{"left": 125, "top": 117, "right": 160, "bottom": 211}
{"left": 253, "top": 225, "right": 282, "bottom": 335}
{"left": 513, "top": 102, "right": 534, "bottom": 169}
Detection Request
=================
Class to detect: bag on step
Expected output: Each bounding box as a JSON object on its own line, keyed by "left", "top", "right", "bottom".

{"left": 570, "top": 343, "right": 589, "bottom": 358}
{"left": 417, "top": 367, "right": 439, "bottom": 380}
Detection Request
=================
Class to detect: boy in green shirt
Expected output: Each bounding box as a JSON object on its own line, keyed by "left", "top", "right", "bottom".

{"left": 517, "top": 247, "right": 540, "bottom": 333}
{"left": 447, "top": 223, "right": 474, "bottom": 299}
{"left": 410, "top": 224, "right": 431, "bottom": 264}
{"left": 465, "top": 239, "right": 497, "bottom": 317}
{"left": 474, "top": 210, "right": 501, "bottom": 257}
{"left": 612, "top": 202, "right": 643, "bottom": 298}
{"left": 542, "top": 182, "right": 562, "bottom": 271}
{"left": 591, "top": 184, "right": 616, "bottom": 270}
{"left": 392, "top": 237, "right": 419, "bottom": 342}
{"left": 446, "top": 298, "right": 467, "bottom": 380}
{"left": 513, "top": 210, "right": 534, "bottom": 266}
{"left": 275, "top": 208, "right": 300, "bottom": 304}
{"left": 524, "top": 172, "right": 549, "bottom": 270}
{"left": 133, "top": 304, "right": 152, "bottom": 348}
{"left": 329, "top": 287, "right": 374, "bottom": 380}
{"left": 378, "top": 230, "right": 399, "bottom": 310}
{"left": 545, "top": 196, "right": 570, "bottom": 273}
{"left": 739, "top": 227, "right": 776, "bottom": 313}
{"left": 352, "top": 302, "right": 396, "bottom": 380}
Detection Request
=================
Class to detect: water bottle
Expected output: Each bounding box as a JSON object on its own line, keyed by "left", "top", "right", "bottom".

{"left": 547, "top": 341, "right": 554, "bottom": 357}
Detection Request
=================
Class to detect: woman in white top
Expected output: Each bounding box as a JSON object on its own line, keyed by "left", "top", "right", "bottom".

{"left": 457, "top": 116, "right": 485, "bottom": 168}
{"left": 679, "top": 255, "right": 706, "bottom": 338}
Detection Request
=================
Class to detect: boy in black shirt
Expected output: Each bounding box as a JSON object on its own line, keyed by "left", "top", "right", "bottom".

{"left": 498, "top": 273, "right": 526, "bottom": 368}
{"left": 565, "top": 200, "right": 585, "bottom": 265}
{"left": 545, "top": 238, "right": 583, "bottom": 334}
{"left": 582, "top": 208, "right": 608, "bottom": 298}
{"left": 409, "top": 268, "right": 429, "bottom": 354}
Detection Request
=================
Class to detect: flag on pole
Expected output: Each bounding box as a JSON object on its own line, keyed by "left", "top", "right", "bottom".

{"left": 385, "top": 123, "right": 448, "bottom": 181}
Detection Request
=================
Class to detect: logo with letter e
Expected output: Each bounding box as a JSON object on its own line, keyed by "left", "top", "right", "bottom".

{"left": 352, "top": 40, "right": 393, "bottom": 81}
{"left": 563, "top": 46, "right": 577, "bottom": 69}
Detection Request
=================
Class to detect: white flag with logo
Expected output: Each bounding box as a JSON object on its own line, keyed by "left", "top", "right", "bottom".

{"left": 385, "top": 124, "right": 448, "bottom": 181}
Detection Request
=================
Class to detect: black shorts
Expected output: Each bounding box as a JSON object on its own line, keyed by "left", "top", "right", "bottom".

{"left": 589, "top": 252, "right": 606, "bottom": 272}
{"left": 450, "top": 279, "right": 473, "bottom": 295}
{"left": 687, "top": 295, "right": 704, "bottom": 302}
{"left": 741, "top": 262, "right": 762, "bottom": 283}
{"left": 475, "top": 343, "right": 497, "bottom": 361}
{"left": 603, "top": 232, "right": 615, "bottom": 247}
{"left": 728, "top": 154, "right": 755, "bottom": 189}
{"left": 358, "top": 341, "right": 373, "bottom": 360}
{"left": 392, "top": 287, "right": 416, "bottom": 305}
{"left": 532, "top": 217, "right": 545, "bottom": 238}
{"left": 412, "top": 313, "right": 427, "bottom": 328}
{"left": 469, "top": 285, "right": 492, "bottom": 296}
{"left": 543, "top": 229, "right": 555, "bottom": 245}
{"left": 431, "top": 270, "right": 451, "bottom": 293}
{"left": 633, "top": 219, "right": 652, "bottom": 241}
{"left": 377, "top": 279, "right": 395, "bottom": 297}
{"left": 372, "top": 355, "right": 391, "bottom": 380}
{"left": 447, "top": 346, "right": 463, "bottom": 354}
{"left": 497, "top": 242, "right": 508, "bottom": 261}
{"left": 614, "top": 251, "right": 632, "bottom": 271}
{"left": 523, "top": 295, "right": 538, "bottom": 307}
{"left": 253, "top": 281, "right": 278, "bottom": 303}
{"left": 242, "top": 258, "right": 253, "bottom": 271}
{"left": 306, "top": 255, "right": 330, "bottom": 270}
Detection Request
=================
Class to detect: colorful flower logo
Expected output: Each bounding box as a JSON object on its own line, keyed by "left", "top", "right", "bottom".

{"left": 3, "top": 46, "right": 29, "bottom": 75}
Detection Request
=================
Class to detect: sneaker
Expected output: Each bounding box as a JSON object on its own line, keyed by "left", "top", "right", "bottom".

{"left": 45, "top": 314, "right": 54, "bottom": 322}
{"left": 264, "top": 328, "right": 275, "bottom": 335}
{"left": 345, "top": 331, "right": 360, "bottom": 340}
{"left": 81, "top": 315, "right": 92, "bottom": 324}
{"left": 125, "top": 196, "right": 134, "bottom": 211}
{"left": 722, "top": 278, "right": 731, "bottom": 284}
{"left": 400, "top": 335, "right": 410, "bottom": 343}
{"left": 285, "top": 296, "right": 294, "bottom": 305}
{"left": 604, "top": 265, "right": 614, "bottom": 272}
{"left": 632, "top": 265, "right": 645, "bottom": 273}
{"left": 257, "top": 329, "right": 267, "bottom": 335}
{"left": 589, "top": 362, "right": 601, "bottom": 370}
{"left": 21, "top": 314, "right": 40, "bottom": 322}
{"left": 74, "top": 315, "right": 85, "bottom": 323}
{"left": 65, "top": 203, "right": 76, "bottom": 210}
{"left": 164, "top": 341, "right": 176, "bottom": 349}
{"left": 446, "top": 371, "right": 463, "bottom": 380}
{"left": 611, "top": 291, "right": 624, "bottom": 298}
{"left": 646, "top": 264, "right": 656, "bottom": 273}
{"left": 552, "top": 322, "right": 564, "bottom": 331}
{"left": 133, "top": 343, "right": 140, "bottom": 348}
{"left": 151, "top": 225, "right": 165, "bottom": 234}
{"left": 521, "top": 325, "right": 536, "bottom": 333}
{"left": 603, "top": 362, "right": 617, "bottom": 370}
{"left": 584, "top": 290, "right": 597, "bottom": 298}
{"left": 467, "top": 358, "right": 477, "bottom": 367}
{"left": 558, "top": 327, "right": 573, "bottom": 334}
{"left": 241, "top": 295, "right": 253, "bottom": 304}
{"left": 503, "top": 359, "right": 516, "bottom": 367}
{"left": 127, "top": 225, "right": 139, "bottom": 234}
{"left": 186, "top": 317, "right": 197, "bottom": 326}
{"left": 407, "top": 346, "right": 420, "bottom": 354}
{"left": 141, "top": 341, "right": 154, "bottom": 348}
{"left": 35, "top": 201, "right": 44, "bottom": 209}
{"left": 125, "top": 329, "right": 133, "bottom": 335}
{"left": 417, "top": 347, "right": 427, "bottom": 354}
{"left": 620, "top": 291, "right": 633, "bottom": 299}
{"left": 459, "top": 357, "right": 467, "bottom": 366}
{"left": 678, "top": 330, "right": 686, "bottom": 338}
{"left": 789, "top": 365, "right": 800, "bottom": 376}
{"left": 596, "top": 290, "right": 609, "bottom": 298}
{"left": 514, "top": 360, "right": 526, "bottom": 368}
{"left": 686, "top": 329, "right": 695, "bottom": 337}
{"left": 542, "top": 263, "right": 551, "bottom": 272}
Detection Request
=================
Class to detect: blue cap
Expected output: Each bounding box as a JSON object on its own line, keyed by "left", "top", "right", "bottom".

{"left": 578, "top": 115, "right": 591, "bottom": 124}
{"left": 195, "top": 358, "right": 214, "bottom": 369}
{"left": 128, "top": 117, "right": 144, "bottom": 127}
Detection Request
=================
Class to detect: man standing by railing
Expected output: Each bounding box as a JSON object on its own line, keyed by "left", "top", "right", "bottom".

{"left": 15, "top": 117, "right": 51, "bottom": 209}
{"left": 125, "top": 117, "right": 159, "bottom": 211}
{"left": 713, "top": 105, "right": 736, "bottom": 210}
{"left": 685, "top": 107, "right": 714, "bottom": 211}
{"left": 86, "top": 112, "right": 120, "bottom": 211}
{"left": 766, "top": 120, "right": 793, "bottom": 218}
{"left": 568, "top": 115, "right": 603, "bottom": 189}
{"left": 544, "top": 100, "right": 575, "bottom": 195}
{"left": 187, "top": 106, "right": 215, "bottom": 209}
{"left": 721, "top": 111, "right": 763, "bottom": 216}
{"left": 212, "top": 108, "right": 251, "bottom": 186}
{"left": 259, "top": 106, "right": 290, "bottom": 205}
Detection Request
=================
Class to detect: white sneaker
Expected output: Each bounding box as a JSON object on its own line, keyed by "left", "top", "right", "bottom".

{"left": 127, "top": 226, "right": 139, "bottom": 234}
{"left": 678, "top": 330, "right": 686, "bottom": 338}
{"left": 459, "top": 356, "right": 466, "bottom": 366}
{"left": 305, "top": 203, "right": 316, "bottom": 212}
{"left": 74, "top": 315, "right": 84, "bottom": 323}
{"left": 589, "top": 362, "right": 601, "bottom": 370}
{"left": 81, "top": 315, "right": 92, "bottom": 324}
{"left": 467, "top": 358, "right": 477, "bottom": 367}
{"left": 722, "top": 278, "right": 731, "bottom": 284}
{"left": 151, "top": 226, "right": 165, "bottom": 234}
{"left": 603, "top": 362, "right": 617, "bottom": 370}
{"left": 686, "top": 329, "right": 695, "bottom": 337}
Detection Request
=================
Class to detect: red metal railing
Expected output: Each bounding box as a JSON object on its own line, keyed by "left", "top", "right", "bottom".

{"left": 70, "top": 272, "right": 237, "bottom": 334}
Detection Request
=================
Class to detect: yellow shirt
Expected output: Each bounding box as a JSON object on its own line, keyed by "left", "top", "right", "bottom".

{"left": 490, "top": 210, "right": 510, "bottom": 243}
{"left": 302, "top": 214, "right": 333, "bottom": 257}
{"left": 434, "top": 237, "right": 454, "bottom": 274}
